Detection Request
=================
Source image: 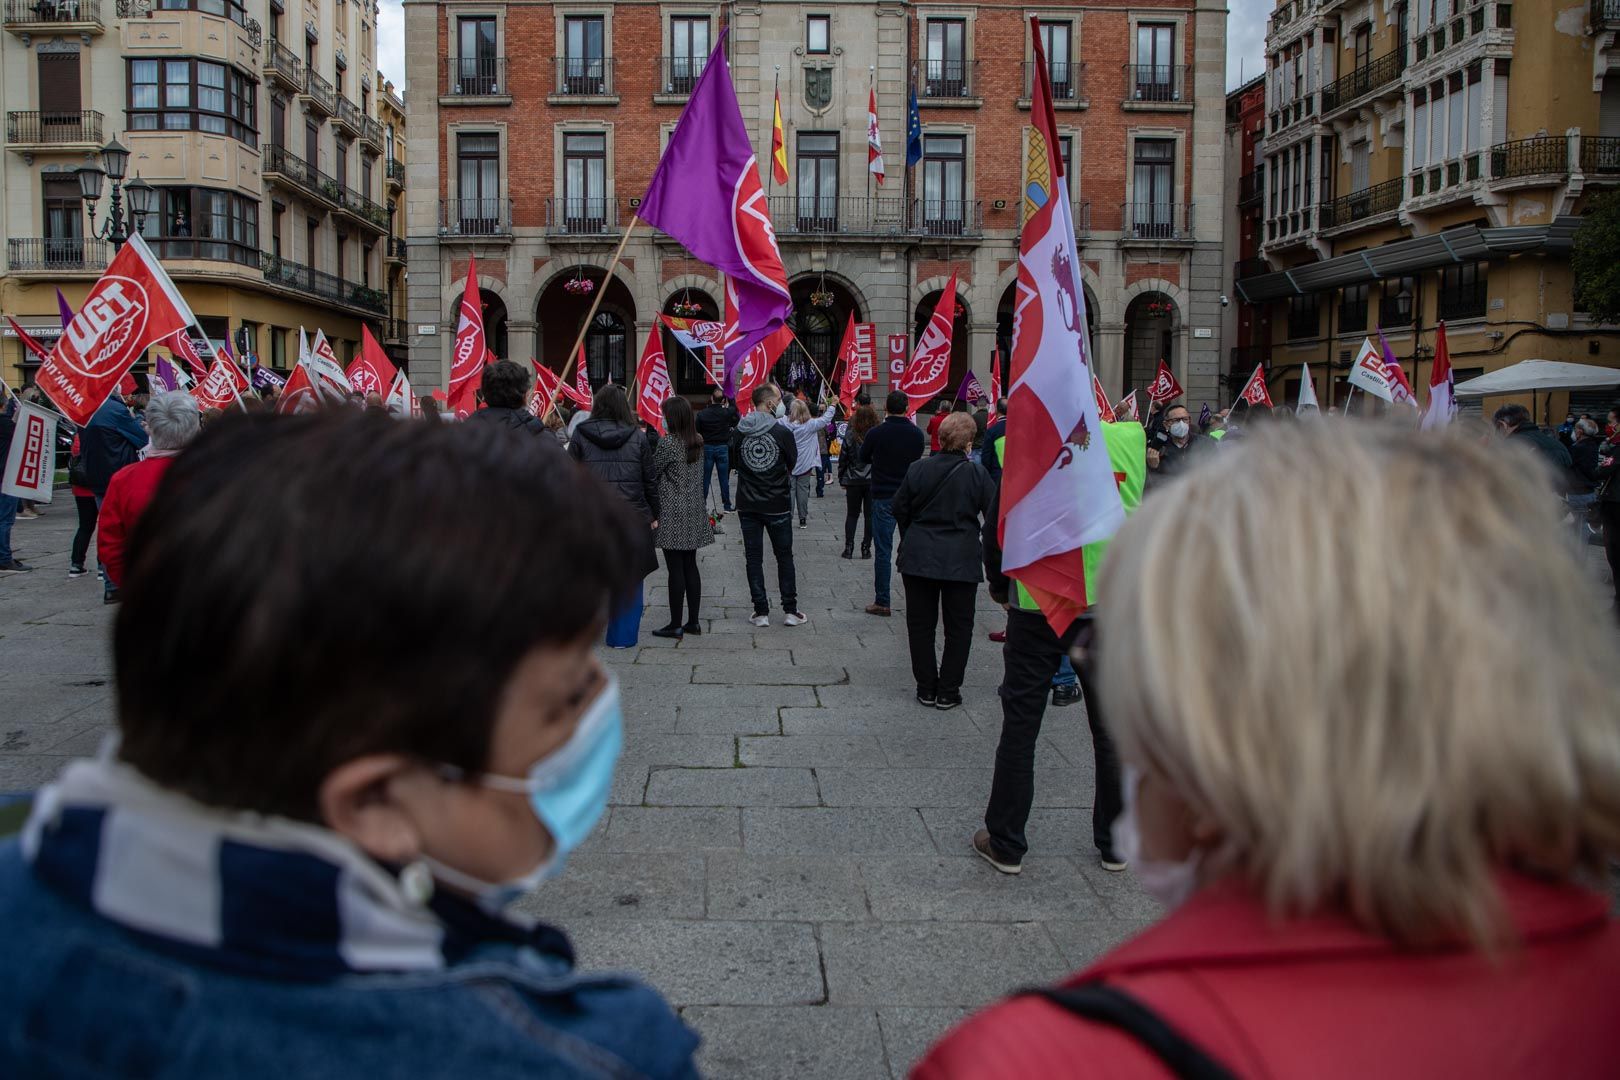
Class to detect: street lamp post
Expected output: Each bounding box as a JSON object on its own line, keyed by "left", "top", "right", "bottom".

{"left": 77, "top": 138, "right": 157, "bottom": 252}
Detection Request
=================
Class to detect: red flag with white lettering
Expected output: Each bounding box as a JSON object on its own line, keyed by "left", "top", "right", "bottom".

{"left": 564, "top": 344, "right": 594, "bottom": 409}
{"left": 450, "top": 256, "right": 486, "bottom": 407}
{"left": 2, "top": 400, "right": 58, "bottom": 503}
{"left": 634, "top": 324, "right": 672, "bottom": 434}
{"left": 1235, "top": 363, "right": 1274, "bottom": 408}
{"left": 837, "top": 312, "right": 864, "bottom": 414}
{"left": 192, "top": 356, "right": 247, "bottom": 411}
{"left": 35, "top": 234, "right": 194, "bottom": 426}
{"left": 1147, "top": 359, "right": 1183, "bottom": 405}
{"left": 273, "top": 361, "right": 321, "bottom": 414}
{"left": 347, "top": 326, "right": 396, "bottom": 397}
{"left": 896, "top": 273, "right": 957, "bottom": 416}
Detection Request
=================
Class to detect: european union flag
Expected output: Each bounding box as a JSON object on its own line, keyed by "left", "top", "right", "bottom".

{"left": 906, "top": 89, "right": 923, "bottom": 167}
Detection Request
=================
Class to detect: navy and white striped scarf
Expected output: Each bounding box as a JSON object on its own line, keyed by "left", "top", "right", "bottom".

{"left": 20, "top": 757, "right": 573, "bottom": 980}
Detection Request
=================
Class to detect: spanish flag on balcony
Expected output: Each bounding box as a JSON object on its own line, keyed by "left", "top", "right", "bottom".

{"left": 771, "top": 83, "right": 789, "bottom": 185}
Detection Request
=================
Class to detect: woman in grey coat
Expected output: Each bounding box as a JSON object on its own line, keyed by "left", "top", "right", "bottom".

{"left": 651, "top": 396, "right": 715, "bottom": 639}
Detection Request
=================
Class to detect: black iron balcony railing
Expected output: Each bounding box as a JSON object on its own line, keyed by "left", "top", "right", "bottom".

{"left": 302, "top": 69, "right": 336, "bottom": 115}
{"left": 443, "top": 56, "right": 507, "bottom": 97}
{"left": 360, "top": 116, "right": 383, "bottom": 151}
{"left": 912, "top": 198, "right": 983, "bottom": 237}
{"left": 386, "top": 157, "right": 405, "bottom": 185}
{"left": 4, "top": 0, "right": 100, "bottom": 25}
{"left": 261, "top": 253, "right": 387, "bottom": 313}
{"left": 1580, "top": 135, "right": 1620, "bottom": 175}
{"left": 1490, "top": 136, "right": 1570, "bottom": 181}
{"left": 920, "top": 58, "right": 979, "bottom": 101}
{"left": 1593, "top": 0, "right": 1620, "bottom": 29}
{"left": 554, "top": 55, "right": 612, "bottom": 97}
{"left": 1021, "top": 60, "right": 1083, "bottom": 103}
{"left": 385, "top": 235, "right": 406, "bottom": 261}
{"left": 767, "top": 195, "right": 907, "bottom": 236}
{"left": 544, "top": 197, "right": 620, "bottom": 236}
{"left": 440, "top": 197, "right": 513, "bottom": 238}
{"left": 335, "top": 95, "right": 364, "bottom": 135}
{"left": 263, "top": 144, "right": 343, "bottom": 208}
{"left": 1121, "top": 201, "right": 1194, "bottom": 240}
{"left": 6, "top": 109, "right": 102, "bottom": 145}
{"left": 379, "top": 317, "right": 408, "bottom": 344}
{"left": 340, "top": 186, "right": 389, "bottom": 231}
{"left": 656, "top": 54, "right": 709, "bottom": 96}
{"left": 1318, "top": 177, "right": 1403, "bottom": 229}
{"left": 264, "top": 39, "right": 303, "bottom": 91}
{"left": 1319, "top": 49, "right": 1402, "bottom": 113}
{"left": 1124, "top": 63, "right": 1187, "bottom": 104}
{"left": 8, "top": 236, "right": 109, "bottom": 271}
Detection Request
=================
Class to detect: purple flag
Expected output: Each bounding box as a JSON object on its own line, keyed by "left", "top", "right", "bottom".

{"left": 55, "top": 289, "right": 74, "bottom": 331}
{"left": 153, "top": 355, "right": 186, "bottom": 392}
{"left": 251, "top": 366, "right": 286, "bottom": 393}
{"left": 955, "top": 370, "right": 986, "bottom": 403}
{"left": 637, "top": 30, "right": 791, "bottom": 391}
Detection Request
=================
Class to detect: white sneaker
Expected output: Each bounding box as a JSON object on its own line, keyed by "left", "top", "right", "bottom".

{"left": 749, "top": 614, "right": 770, "bottom": 627}
{"left": 784, "top": 612, "right": 808, "bottom": 627}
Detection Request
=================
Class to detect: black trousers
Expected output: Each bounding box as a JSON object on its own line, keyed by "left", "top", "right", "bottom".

{"left": 71, "top": 494, "right": 99, "bottom": 569}
{"left": 844, "top": 485, "right": 873, "bottom": 548}
{"left": 1603, "top": 501, "right": 1620, "bottom": 611}
{"left": 902, "top": 575, "right": 978, "bottom": 698}
{"left": 739, "top": 511, "right": 797, "bottom": 616}
{"left": 984, "top": 607, "right": 1123, "bottom": 861}
{"left": 664, "top": 548, "right": 701, "bottom": 626}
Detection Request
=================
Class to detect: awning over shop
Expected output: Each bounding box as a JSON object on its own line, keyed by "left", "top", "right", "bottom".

{"left": 1454, "top": 359, "right": 1620, "bottom": 396}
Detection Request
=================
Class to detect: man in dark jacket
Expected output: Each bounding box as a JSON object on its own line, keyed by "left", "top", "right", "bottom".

{"left": 858, "top": 390, "right": 926, "bottom": 616}
{"left": 730, "top": 384, "right": 805, "bottom": 627}
{"left": 696, "top": 389, "right": 739, "bottom": 511}
{"left": 464, "top": 361, "right": 565, "bottom": 457}
{"left": 1146, "top": 401, "right": 1212, "bottom": 489}
{"left": 1494, "top": 404, "right": 1573, "bottom": 492}
{"left": 81, "top": 392, "right": 147, "bottom": 500}
{"left": 981, "top": 402, "right": 1007, "bottom": 487}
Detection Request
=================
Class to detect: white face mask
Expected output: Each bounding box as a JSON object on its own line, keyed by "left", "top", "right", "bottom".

{"left": 773, "top": 400, "right": 786, "bottom": 418}
{"left": 1112, "top": 765, "right": 1203, "bottom": 909}
{"left": 1169, "top": 420, "right": 1190, "bottom": 440}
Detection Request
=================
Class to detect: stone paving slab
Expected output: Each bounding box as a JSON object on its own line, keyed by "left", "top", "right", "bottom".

{"left": 569, "top": 917, "right": 826, "bottom": 1006}
{"left": 646, "top": 766, "right": 821, "bottom": 807}
{"left": 687, "top": 1006, "right": 889, "bottom": 1080}
{"left": 820, "top": 921, "right": 1069, "bottom": 1007}
{"left": 597, "top": 806, "right": 744, "bottom": 853}
{"left": 741, "top": 807, "right": 938, "bottom": 855}
{"left": 705, "top": 854, "right": 870, "bottom": 921}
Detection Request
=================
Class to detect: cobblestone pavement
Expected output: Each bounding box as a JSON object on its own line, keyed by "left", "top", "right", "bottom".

{"left": 1, "top": 491, "right": 1154, "bottom": 1078}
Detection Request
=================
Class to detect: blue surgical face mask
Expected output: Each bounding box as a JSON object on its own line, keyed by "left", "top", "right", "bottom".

{"left": 425, "top": 675, "right": 623, "bottom": 910}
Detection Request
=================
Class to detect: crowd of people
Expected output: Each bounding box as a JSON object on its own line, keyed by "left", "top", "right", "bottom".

{"left": 1, "top": 361, "right": 1619, "bottom": 1077}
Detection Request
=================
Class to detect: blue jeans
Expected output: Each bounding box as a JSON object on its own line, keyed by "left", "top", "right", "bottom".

{"left": 872, "top": 497, "right": 897, "bottom": 607}
{"left": 702, "top": 444, "right": 731, "bottom": 508}
{"left": 816, "top": 451, "right": 831, "bottom": 496}
{"left": 1052, "top": 655, "right": 1078, "bottom": 689}
{"left": 739, "top": 511, "right": 797, "bottom": 615}
{"left": 0, "top": 493, "right": 16, "bottom": 564}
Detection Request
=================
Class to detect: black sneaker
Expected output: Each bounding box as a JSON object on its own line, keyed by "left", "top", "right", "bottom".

{"left": 67, "top": 564, "right": 88, "bottom": 578}
{"left": 103, "top": 588, "right": 120, "bottom": 604}
{"left": 1099, "top": 851, "right": 1128, "bottom": 872}
{"left": 1051, "top": 684, "right": 1082, "bottom": 708}
{"left": 0, "top": 560, "right": 33, "bottom": 575}
{"left": 972, "top": 828, "right": 1022, "bottom": 875}
{"left": 916, "top": 689, "right": 937, "bottom": 706}
{"left": 935, "top": 694, "right": 962, "bottom": 711}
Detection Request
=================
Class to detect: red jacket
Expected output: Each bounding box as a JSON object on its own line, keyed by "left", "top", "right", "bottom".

{"left": 913, "top": 873, "right": 1620, "bottom": 1079}
{"left": 70, "top": 434, "right": 93, "bottom": 498}
{"left": 97, "top": 456, "right": 176, "bottom": 588}
{"left": 928, "top": 411, "right": 947, "bottom": 453}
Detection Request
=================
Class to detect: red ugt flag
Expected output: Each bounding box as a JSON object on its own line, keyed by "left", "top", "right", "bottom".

{"left": 1148, "top": 359, "right": 1183, "bottom": 405}
{"left": 896, "top": 272, "right": 957, "bottom": 415}
{"left": 1236, "top": 363, "right": 1274, "bottom": 408}
{"left": 192, "top": 356, "right": 246, "bottom": 410}
{"left": 35, "top": 234, "right": 194, "bottom": 426}
{"left": 634, "top": 324, "right": 672, "bottom": 434}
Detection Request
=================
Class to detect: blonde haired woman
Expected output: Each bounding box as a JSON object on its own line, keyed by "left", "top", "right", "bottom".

{"left": 916, "top": 422, "right": 1620, "bottom": 1078}
{"left": 782, "top": 397, "right": 835, "bottom": 528}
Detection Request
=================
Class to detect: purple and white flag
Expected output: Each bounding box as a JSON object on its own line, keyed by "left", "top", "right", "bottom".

{"left": 955, "top": 370, "right": 987, "bottom": 404}
{"left": 637, "top": 30, "right": 791, "bottom": 393}
{"left": 251, "top": 365, "right": 287, "bottom": 393}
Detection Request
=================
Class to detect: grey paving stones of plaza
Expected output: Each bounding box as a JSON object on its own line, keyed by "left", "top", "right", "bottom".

{"left": 0, "top": 491, "right": 1156, "bottom": 1078}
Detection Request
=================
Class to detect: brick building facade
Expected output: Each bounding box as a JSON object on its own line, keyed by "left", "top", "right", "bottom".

{"left": 403, "top": 0, "right": 1227, "bottom": 407}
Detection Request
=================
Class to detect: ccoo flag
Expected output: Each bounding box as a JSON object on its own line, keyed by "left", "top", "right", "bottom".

{"left": 637, "top": 31, "right": 790, "bottom": 392}
{"left": 634, "top": 323, "right": 673, "bottom": 434}
{"left": 998, "top": 18, "right": 1124, "bottom": 633}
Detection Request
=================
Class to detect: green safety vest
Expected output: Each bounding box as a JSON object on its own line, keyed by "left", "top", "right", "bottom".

{"left": 994, "top": 421, "right": 1146, "bottom": 613}
{"left": 1209, "top": 428, "right": 1228, "bottom": 441}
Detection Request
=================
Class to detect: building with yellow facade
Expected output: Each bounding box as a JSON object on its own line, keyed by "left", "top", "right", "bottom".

{"left": 2, "top": 0, "right": 392, "bottom": 390}
{"left": 1237, "top": 0, "right": 1620, "bottom": 421}
{"left": 377, "top": 72, "right": 405, "bottom": 371}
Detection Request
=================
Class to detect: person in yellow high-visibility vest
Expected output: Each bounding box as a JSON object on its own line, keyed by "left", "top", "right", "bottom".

{"left": 973, "top": 420, "right": 1146, "bottom": 875}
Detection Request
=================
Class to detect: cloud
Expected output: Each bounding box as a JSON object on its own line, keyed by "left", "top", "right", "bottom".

{"left": 1228, "top": 0, "right": 1268, "bottom": 90}
{"left": 377, "top": 0, "right": 405, "bottom": 91}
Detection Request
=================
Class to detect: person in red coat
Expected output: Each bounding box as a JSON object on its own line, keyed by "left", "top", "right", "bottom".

{"left": 98, "top": 392, "right": 200, "bottom": 602}
{"left": 915, "top": 422, "right": 1620, "bottom": 1079}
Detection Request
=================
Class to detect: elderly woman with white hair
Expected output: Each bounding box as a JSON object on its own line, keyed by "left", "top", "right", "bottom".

{"left": 96, "top": 391, "right": 201, "bottom": 604}
{"left": 916, "top": 422, "right": 1620, "bottom": 1078}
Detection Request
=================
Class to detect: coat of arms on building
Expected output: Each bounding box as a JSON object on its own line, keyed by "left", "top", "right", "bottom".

{"left": 803, "top": 65, "right": 833, "bottom": 112}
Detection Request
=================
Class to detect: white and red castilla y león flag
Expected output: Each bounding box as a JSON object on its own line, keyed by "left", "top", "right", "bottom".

{"left": 896, "top": 272, "right": 958, "bottom": 415}
{"left": 634, "top": 322, "right": 673, "bottom": 434}
{"left": 34, "top": 233, "right": 196, "bottom": 426}
{"left": 1235, "top": 363, "right": 1275, "bottom": 409}
{"left": 1148, "top": 359, "right": 1183, "bottom": 405}
{"left": 998, "top": 17, "right": 1125, "bottom": 633}
{"left": 867, "top": 85, "right": 886, "bottom": 186}
{"left": 1422, "top": 320, "right": 1457, "bottom": 430}
{"left": 449, "top": 255, "right": 487, "bottom": 414}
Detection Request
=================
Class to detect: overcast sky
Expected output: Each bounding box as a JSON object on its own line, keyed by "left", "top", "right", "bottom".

{"left": 374, "top": 1, "right": 1270, "bottom": 98}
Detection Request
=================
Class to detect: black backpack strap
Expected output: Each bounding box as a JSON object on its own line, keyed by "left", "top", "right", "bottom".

{"left": 1021, "top": 983, "right": 1239, "bottom": 1080}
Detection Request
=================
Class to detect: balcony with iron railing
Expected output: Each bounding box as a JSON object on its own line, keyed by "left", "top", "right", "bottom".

{"left": 337, "top": 185, "right": 390, "bottom": 233}
{"left": 385, "top": 235, "right": 406, "bottom": 263}
{"left": 1074, "top": 200, "right": 1092, "bottom": 238}
{"left": 6, "top": 110, "right": 103, "bottom": 149}
{"left": 1319, "top": 48, "right": 1402, "bottom": 114}
{"left": 302, "top": 68, "right": 336, "bottom": 116}
{"left": 442, "top": 56, "right": 508, "bottom": 100}
{"left": 1120, "top": 201, "right": 1195, "bottom": 242}
{"left": 386, "top": 157, "right": 405, "bottom": 190}
{"left": 1595, "top": 0, "right": 1620, "bottom": 29}
{"left": 544, "top": 197, "right": 622, "bottom": 237}
{"left": 767, "top": 195, "right": 908, "bottom": 237}
{"left": 1582, "top": 134, "right": 1620, "bottom": 176}
{"left": 379, "top": 317, "right": 408, "bottom": 344}
{"left": 5, "top": 0, "right": 101, "bottom": 30}
{"left": 919, "top": 58, "right": 981, "bottom": 103}
{"left": 1019, "top": 61, "right": 1084, "bottom": 105}
{"left": 334, "top": 95, "right": 364, "bottom": 138}
{"left": 1264, "top": 206, "right": 1315, "bottom": 247}
{"left": 261, "top": 252, "right": 387, "bottom": 314}
{"left": 1238, "top": 170, "right": 1263, "bottom": 206}
{"left": 1123, "top": 64, "right": 1188, "bottom": 106}
{"left": 264, "top": 38, "right": 303, "bottom": 93}
{"left": 1488, "top": 135, "right": 1570, "bottom": 183}
{"left": 655, "top": 55, "right": 710, "bottom": 99}
{"left": 1409, "top": 152, "right": 1484, "bottom": 201}
{"left": 1269, "top": 93, "right": 1316, "bottom": 134}
{"left": 7, "top": 236, "right": 110, "bottom": 273}
{"left": 262, "top": 143, "right": 343, "bottom": 209}
{"left": 360, "top": 116, "right": 383, "bottom": 153}
{"left": 440, "top": 197, "right": 513, "bottom": 239}
{"left": 1317, "top": 177, "right": 1403, "bottom": 230}
{"left": 552, "top": 56, "right": 614, "bottom": 100}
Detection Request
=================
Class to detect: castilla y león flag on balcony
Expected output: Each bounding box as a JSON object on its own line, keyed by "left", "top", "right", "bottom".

{"left": 34, "top": 233, "right": 196, "bottom": 426}
{"left": 997, "top": 17, "right": 1124, "bottom": 634}
{"left": 637, "top": 30, "right": 790, "bottom": 396}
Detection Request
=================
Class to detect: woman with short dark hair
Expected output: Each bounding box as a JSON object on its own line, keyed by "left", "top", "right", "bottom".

{"left": 650, "top": 396, "right": 714, "bottom": 639}
{"left": 0, "top": 413, "right": 699, "bottom": 1078}
{"left": 569, "top": 384, "right": 659, "bottom": 647}
{"left": 839, "top": 403, "right": 880, "bottom": 560}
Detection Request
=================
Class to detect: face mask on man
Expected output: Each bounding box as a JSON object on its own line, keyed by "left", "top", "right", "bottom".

{"left": 1112, "top": 765, "right": 1203, "bottom": 909}
{"left": 423, "top": 675, "right": 624, "bottom": 911}
{"left": 1169, "top": 420, "right": 1190, "bottom": 440}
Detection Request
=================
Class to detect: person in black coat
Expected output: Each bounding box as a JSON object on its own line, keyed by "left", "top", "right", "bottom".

{"left": 569, "top": 385, "right": 659, "bottom": 646}
{"left": 892, "top": 412, "right": 996, "bottom": 710}
{"left": 464, "top": 360, "right": 566, "bottom": 457}
{"left": 696, "top": 389, "right": 740, "bottom": 510}
{"left": 859, "top": 389, "right": 927, "bottom": 616}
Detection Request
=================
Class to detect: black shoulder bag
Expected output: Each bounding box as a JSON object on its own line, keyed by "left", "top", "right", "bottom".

{"left": 1021, "top": 983, "right": 1239, "bottom": 1080}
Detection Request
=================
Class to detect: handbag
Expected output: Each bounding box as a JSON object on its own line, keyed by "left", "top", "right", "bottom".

{"left": 68, "top": 453, "right": 88, "bottom": 489}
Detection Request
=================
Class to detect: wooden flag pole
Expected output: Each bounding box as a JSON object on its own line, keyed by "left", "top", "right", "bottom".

{"left": 543, "top": 216, "right": 642, "bottom": 418}
{"left": 786, "top": 328, "right": 836, "bottom": 397}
